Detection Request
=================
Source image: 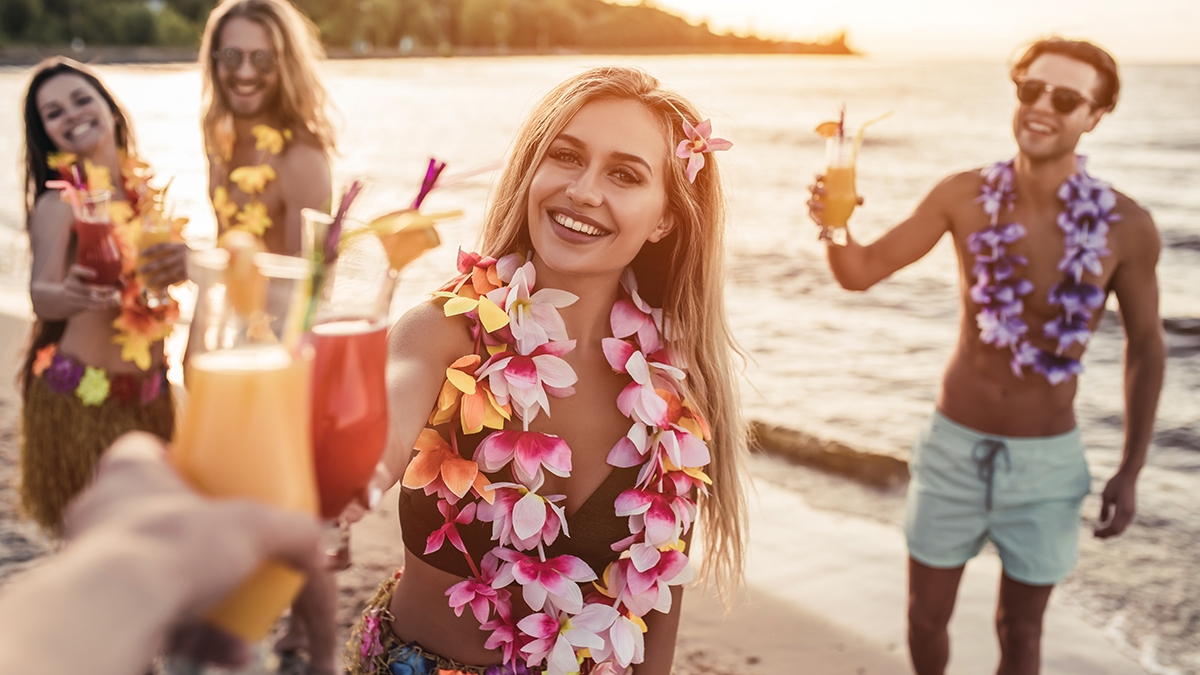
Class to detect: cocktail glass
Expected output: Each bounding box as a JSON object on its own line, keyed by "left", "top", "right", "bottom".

{"left": 301, "top": 209, "right": 393, "bottom": 550}
{"left": 75, "top": 190, "right": 123, "bottom": 286}
{"left": 172, "top": 248, "right": 317, "bottom": 642}
{"left": 137, "top": 215, "right": 174, "bottom": 308}
{"left": 820, "top": 133, "right": 857, "bottom": 247}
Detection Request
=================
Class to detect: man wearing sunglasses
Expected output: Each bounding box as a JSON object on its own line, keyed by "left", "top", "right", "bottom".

{"left": 199, "top": 0, "right": 335, "bottom": 257}
{"left": 192, "top": 3, "right": 339, "bottom": 675}
{"left": 808, "top": 38, "right": 1165, "bottom": 675}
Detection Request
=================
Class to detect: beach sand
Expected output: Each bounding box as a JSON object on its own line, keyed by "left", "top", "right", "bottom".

{"left": 0, "top": 307, "right": 1180, "bottom": 674}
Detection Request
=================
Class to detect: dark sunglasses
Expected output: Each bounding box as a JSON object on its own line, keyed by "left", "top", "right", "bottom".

{"left": 1013, "top": 77, "right": 1097, "bottom": 114}
{"left": 213, "top": 47, "right": 277, "bottom": 75}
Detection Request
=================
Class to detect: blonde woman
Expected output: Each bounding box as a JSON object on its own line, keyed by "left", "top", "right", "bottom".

{"left": 346, "top": 67, "right": 747, "bottom": 675}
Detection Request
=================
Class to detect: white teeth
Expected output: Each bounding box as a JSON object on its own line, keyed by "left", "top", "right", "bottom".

{"left": 1027, "top": 121, "right": 1053, "bottom": 133}
{"left": 552, "top": 212, "right": 605, "bottom": 236}
{"left": 69, "top": 122, "right": 91, "bottom": 138}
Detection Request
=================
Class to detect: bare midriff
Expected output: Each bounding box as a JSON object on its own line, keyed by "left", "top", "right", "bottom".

{"left": 57, "top": 309, "right": 165, "bottom": 374}
{"left": 388, "top": 550, "right": 508, "bottom": 666}
{"left": 938, "top": 329, "right": 1080, "bottom": 437}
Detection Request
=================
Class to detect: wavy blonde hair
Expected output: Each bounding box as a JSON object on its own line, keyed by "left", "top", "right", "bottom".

{"left": 478, "top": 66, "right": 748, "bottom": 603}
{"left": 199, "top": 0, "right": 335, "bottom": 159}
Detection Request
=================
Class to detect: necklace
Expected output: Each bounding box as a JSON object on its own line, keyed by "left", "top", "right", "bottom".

{"left": 211, "top": 124, "right": 290, "bottom": 238}
{"left": 363, "top": 251, "right": 711, "bottom": 675}
{"left": 970, "top": 156, "right": 1118, "bottom": 384}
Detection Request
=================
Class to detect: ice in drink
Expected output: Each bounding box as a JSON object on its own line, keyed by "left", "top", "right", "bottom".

{"left": 173, "top": 345, "right": 316, "bottom": 641}
{"left": 310, "top": 319, "right": 389, "bottom": 520}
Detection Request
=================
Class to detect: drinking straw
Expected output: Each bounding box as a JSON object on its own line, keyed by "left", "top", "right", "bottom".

{"left": 411, "top": 158, "right": 447, "bottom": 209}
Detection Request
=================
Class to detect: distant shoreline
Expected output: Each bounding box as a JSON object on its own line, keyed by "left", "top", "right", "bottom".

{"left": 0, "top": 43, "right": 857, "bottom": 67}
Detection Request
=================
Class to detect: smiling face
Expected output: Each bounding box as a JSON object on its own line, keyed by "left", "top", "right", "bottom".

{"left": 215, "top": 16, "right": 281, "bottom": 119}
{"left": 35, "top": 73, "right": 116, "bottom": 157}
{"left": 1012, "top": 53, "right": 1107, "bottom": 163}
{"left": 526, "top": 97, "right": 675, "bottom": 281}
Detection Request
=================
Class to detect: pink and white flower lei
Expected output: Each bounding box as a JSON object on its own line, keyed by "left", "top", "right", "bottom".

{"left": 413, "top": 250, "right": 712, "bottom": 675}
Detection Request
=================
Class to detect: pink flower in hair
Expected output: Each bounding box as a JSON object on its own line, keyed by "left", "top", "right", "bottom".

{"left": 675, "top": 119, "right": 732, "bottom": 183}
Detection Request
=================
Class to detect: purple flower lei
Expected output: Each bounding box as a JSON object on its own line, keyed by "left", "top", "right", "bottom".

{"left": 968, "top": 157, "right": 1118, "bottom": 385}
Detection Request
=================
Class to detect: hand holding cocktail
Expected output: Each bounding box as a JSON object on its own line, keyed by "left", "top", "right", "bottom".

{"left": 807, "top": 109, "right": 889, "bottom": 247}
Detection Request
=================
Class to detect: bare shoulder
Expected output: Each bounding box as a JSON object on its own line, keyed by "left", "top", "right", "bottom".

{"left": 388, "top": 298, "right": 475, "bottom": 368}
{"left": 29, "top": 192, "right": 74, "bottom": 240}
{"left": 922, "top": 169, "right": 983, "bottom": 209}
{"left": 277, "top": 138, "right": 331, "bottom": 180}
{"left": 1110, "top": 190, "right": 1160, "bottom": 260}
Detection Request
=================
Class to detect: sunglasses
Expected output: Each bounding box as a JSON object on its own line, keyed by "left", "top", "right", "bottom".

{"left": 1013, "top": 77, "right": 1097, "bottom": 114}
{"left": 213, "top": 47, "right": 277, "bottom": 75}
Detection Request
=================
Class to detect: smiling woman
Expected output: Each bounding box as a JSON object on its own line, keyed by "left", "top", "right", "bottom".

{"left": 343, "top": 67, "right": 749, "bottom": 675}
{"left": 17, "top": 58, "right": 188, "bottom": 536}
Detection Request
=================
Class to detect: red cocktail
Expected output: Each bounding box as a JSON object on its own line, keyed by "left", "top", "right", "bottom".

{"left": 75, "top": 190, "right": 122, "bottom": 285}
{"left": 310, "top": 318, "right": 389, "bottom": 520}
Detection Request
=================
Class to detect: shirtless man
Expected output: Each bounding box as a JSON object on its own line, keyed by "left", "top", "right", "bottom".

{"left": 200, "top": 0, "right": 333, "bottom": 255}
{"left": 197, "top": 1, "right": 336, "bottom": 673}
{"left": 808, "top": 38, "right": 1165, "bottom": 675}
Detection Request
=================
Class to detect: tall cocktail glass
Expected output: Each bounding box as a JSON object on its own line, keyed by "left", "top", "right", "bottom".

{"left": 820, "top": 133, "right": 856, "bottom": 247}
{"left": 302, "top": 209, "right": 393, "bottom": 525}
{"left": 173, "top": 248, "right": 316, "bottom": 642}
{"left": 137, "top": 214, "right": 174, "bottom": 308}
{"left": 75, "top": 189, "right": 123, "bottom": 285}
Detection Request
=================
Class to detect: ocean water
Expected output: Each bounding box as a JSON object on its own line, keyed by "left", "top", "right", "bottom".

{"left": 0, "top": 54, "right": 1196, "bottom": 666}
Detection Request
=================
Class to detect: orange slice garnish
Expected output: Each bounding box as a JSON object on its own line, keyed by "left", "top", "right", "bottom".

{"left": 814, "top": 121, "right": 842, "bottom": 138}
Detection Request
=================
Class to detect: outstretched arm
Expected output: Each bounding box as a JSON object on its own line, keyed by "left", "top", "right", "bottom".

{"left": 1095, "top": 208, "right": 1165, "bottom": 538}
{"left": 0, "top": 433, "right": 324, "bottom": 675}
{"left": 808, "top": 173, "right": 960, "bottom": 291}
{"left": 341, "top": 302, "right": 474, "bottom": 521}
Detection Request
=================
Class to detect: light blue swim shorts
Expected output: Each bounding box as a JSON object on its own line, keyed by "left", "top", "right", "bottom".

{"left": 904, "top": 410, "right": 1091, "bottom": 586}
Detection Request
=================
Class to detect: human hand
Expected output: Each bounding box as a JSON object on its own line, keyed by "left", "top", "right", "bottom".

{"left": 63, "top": 432, "right": 325, "bottom": 666}
{"left": 340, "top": 463, "right": 394, "bottom": 524}
{"left": 1093, "top": 469, "right": 1138, "bottom": 538}
{"left": 62, "top": 264, "right": 121, "bottom": 311}
{"left": 807, "top": 173, "right": 864, "bottom": 228}
{"left": 139, "top": 242, "right": 190, "bottom": 288}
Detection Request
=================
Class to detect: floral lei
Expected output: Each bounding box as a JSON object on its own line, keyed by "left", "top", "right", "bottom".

{"left": 969, "top": 156, "right": 1119, "bottom": 385}
{"left": 372, "top": 251, "right": 711, "bottom": 675}
{"left": 211, "top": 124, "right": 291, "bottom": 238}
{"left": 46, "top": 152, "right": 182, "bottom": 370}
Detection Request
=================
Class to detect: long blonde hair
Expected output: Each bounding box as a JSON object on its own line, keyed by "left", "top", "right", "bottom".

{"left": 199, "top": 0, "right": 336, "bottom": 159}
{"left": 478, "top": 66, "right": 748, "bottom": 602}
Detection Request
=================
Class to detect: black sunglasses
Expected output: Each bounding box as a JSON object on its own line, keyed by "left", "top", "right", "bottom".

{"left": 213, "top": 47, "right": 277, "bottom": 75}
{"left": 1013, "top": 77, "right": 1097, "bottom": 114}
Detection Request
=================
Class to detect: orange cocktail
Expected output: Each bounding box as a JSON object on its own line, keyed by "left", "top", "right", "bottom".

{"left": 174, "top": 345, "right": 316, "bottom": 640}
{"left": 821, "top": 164, "right": 857, "bottom": 230}
{"left": 821, "top": 131, "right": 856, "bottom": 246}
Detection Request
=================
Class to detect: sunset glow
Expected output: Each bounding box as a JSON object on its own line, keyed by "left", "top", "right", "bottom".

{"left": 648, "top": 0, "right": 1200, "bottom": 62}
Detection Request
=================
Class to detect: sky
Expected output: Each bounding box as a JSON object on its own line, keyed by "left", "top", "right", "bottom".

{"left": 643, "top": 0, "right": 1200, "bottom": 63}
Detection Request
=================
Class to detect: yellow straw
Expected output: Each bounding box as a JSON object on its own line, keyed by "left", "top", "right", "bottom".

{"left": 852, "top": 111, "right": 894, "bottom": 163}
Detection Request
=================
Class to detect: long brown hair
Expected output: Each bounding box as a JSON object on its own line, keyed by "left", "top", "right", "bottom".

{"left": 478, "top": 66, "right": 748, "bottom": 602}
{"left": 19, "top": 58, "right": 136, "bottom": 395}
{"left": 199, "top": 0, "right": 336, "bottom": 160}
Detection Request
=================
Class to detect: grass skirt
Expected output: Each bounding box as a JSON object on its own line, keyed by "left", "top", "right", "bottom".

{"left": 18, "top": 372, "right": 174, "bottom": 534}
{"left": 345, "top": 569, "right": 535, "bottom": 675}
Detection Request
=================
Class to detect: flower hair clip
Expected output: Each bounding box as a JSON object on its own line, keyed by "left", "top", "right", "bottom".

{"left": 676, "top": 118, "right": 732, "bottom": 183}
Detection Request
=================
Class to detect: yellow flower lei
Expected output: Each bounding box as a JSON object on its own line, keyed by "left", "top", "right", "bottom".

{"left": 46, "top": 151, "right": 185, "bottom": 371}
{"left": 212, "top": 124, "right": 291, "bottom": 238}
